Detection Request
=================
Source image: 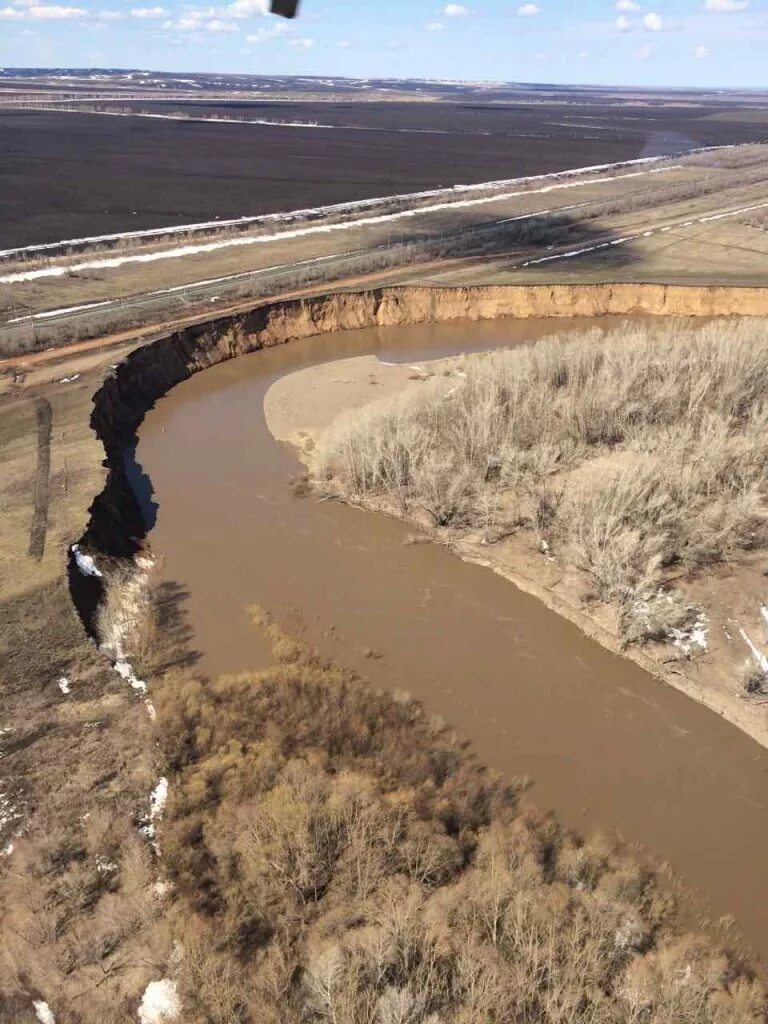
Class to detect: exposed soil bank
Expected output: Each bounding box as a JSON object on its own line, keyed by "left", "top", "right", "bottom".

{"left": 79, "top": 284, "right": 768, "bottom": 967}
{"left": 83, "top": 281, "right": 768, "bottom": 600}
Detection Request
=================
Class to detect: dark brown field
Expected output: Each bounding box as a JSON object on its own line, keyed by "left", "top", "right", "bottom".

{"left": 2, "top": 94, "right": 766, "bottom": 248}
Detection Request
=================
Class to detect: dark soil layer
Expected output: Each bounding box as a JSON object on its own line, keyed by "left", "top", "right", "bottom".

{"left": 2, "top": 101, "right": 764, "bottom": 248}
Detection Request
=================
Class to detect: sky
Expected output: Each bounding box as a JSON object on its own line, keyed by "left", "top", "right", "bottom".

{"left": 1, "top": 0, "right": 767, "bottom": 89}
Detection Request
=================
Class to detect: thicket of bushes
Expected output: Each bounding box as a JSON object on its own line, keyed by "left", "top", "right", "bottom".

{"left": 314, "top": 320, "right": 768, "bottom": 643}
{"left": 154, "top": 614, "right": 764, "bottom": 1024}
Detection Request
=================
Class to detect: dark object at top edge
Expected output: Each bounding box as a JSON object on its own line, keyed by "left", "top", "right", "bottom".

{"left": 271, "top": 0, "right": 299, "bottom": 17}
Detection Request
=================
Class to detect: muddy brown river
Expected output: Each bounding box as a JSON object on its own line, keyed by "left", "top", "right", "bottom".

{"left": 136, "top": 317, "right": 768, "bottom": 965}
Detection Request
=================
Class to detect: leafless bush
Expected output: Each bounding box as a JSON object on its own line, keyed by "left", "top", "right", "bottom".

{"left": 153, "top": 618, "right": 765, "bottom": 1024}
{"left": 315, "top": 320, "right": 768, "bottom": 641}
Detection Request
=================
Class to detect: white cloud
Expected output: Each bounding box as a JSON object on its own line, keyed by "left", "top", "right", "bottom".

{"left": 204, "top": 16, "right": 237, "bottom": 29}
{"left": 96, "top": 9, "right": 125, "bottom": 19}
{"left": 33, "top": 4, "right": 85, "bottom": 16}
{"left": 244, "top": 19, "right": 290, "bottom": 41}
{"left": 131, "top": 6, "right": 166, "bottom": 17}
{"left": 425, "top": 20, "right": 444, "bottom": 29}
{"left": 225, "top": 0, "right": 267, "bottom": 17}
{"left": 616, "top": 0, "right": 640, "bottom": 9}
{"left": 517, "top": 2, "right": 540, "bottom": 14}
{"left": 695, "top": 43, "right": 710, "bottom": 56}
{"left": 2, "top": 3, "right": 86, "bottom": 18}
{"left": 703, "top": 0, "right": 749, "bottom": 9}
{"left": 634, "top": 41, "right": 654, "bottom": 58}
{"left": 443, "top": 3, "right": 468, "bottom": 15}
{"left": 643, "top": 10, "right": 663, "bottom": 29}
{"left": 336, "top": 38, "right": 350, "bottom": 47}
{"left": 616, "top": 14, "right": 631, "bottom": 31}
{"left": 289, "top": 35, "right": 313, "bottom": 47}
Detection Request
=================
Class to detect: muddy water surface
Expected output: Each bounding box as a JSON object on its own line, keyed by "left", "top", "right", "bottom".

{"left": 137, "top": 317, "right": 768, "bottom": 964}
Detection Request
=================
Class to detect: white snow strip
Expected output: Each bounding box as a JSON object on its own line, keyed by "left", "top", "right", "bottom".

{"left": 520, "top": 198, "right": 768, "bottom": 268}
{"left": 140, "top": 777, "right": 169, "bottom": 851}
{"left": 58, "top": 374, "right": 81, "bottom": 384}
{"left": 0, "top": 167, "right": 682, "bottom": 286}
{"left": 138, "top": 979, "right": 180, "bottom": 1024}
{"left": 547, "top": 122, "right": 618, "bottom": 131}
{"left": 699, "top": 200, "right": 768, "bottom": 223}
{"left": 7, "top": 300, "right": 112, "bottom": 323}
{"left": 0, "top": 155, "right": 680, "bottom": 260}
{"left": 4, "top": 250, "right": 356, "bottom": 326}
{"left": 114, "top": 659, "right": 147, "bottom": 695}
{"left": 33, "top": 1001, "right": 55, "bottom": 1024}
{"left": 150, "top": 777, "right": 168, "bottom": 819}
{"left": 71, "top": 543, "right": 102, "bottom": 578}
{"left": 57, "top": 677, "right": 71, "bottom": 695}
{"left": 25, "top": 105, "right": 465, "bottom": 135}
{"left": 740, "top": 628, "right": 768, "bottom": 675}
{"left": 760, "top": 604, "right": 768, "bottom": 643}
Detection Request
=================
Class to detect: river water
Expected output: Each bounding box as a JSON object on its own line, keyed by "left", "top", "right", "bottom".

{"left": 136, "top": 317, "right": 768, "bottom": 965}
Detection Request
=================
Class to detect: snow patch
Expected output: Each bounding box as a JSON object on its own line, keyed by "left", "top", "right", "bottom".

{"left": 668, "top": 614, "right": 709, "bottom": 656}
{"left": 57, "top": 677, "right": 71, "bottom": 695}
{"left": 33, "top": 1000, "right": 55, "bottom": 1024}
{"left": 150, "top": 777, "right": 168, "bottom": 818}
{"left": 138, "top": 979, "right": 179, "bottom": 1024}
{"left": 71, "top": 543, "right": 102, "bottom": 578}
{"left": 114, "top": 659, "right": 147, "bottom": 695}
{"left": 759, "top": 604, "right": 768, "bottom": 643}
{"left": 740, "top": 628, "right": 768, "bottom": 676}
{"left": 140, "top": 777, "right": 169, "bottom": 851}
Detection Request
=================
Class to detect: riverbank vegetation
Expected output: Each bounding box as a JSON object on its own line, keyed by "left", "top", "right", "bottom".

{"left": 313, "top": 320, "right": 768, "bottom": 648}
{"left": 154, "top": 611, "right": 764, "bottom": 1024}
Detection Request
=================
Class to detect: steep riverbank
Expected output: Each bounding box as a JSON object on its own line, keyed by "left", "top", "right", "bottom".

{"left": 82, "top": 283, "right": 768, "bottom": 744}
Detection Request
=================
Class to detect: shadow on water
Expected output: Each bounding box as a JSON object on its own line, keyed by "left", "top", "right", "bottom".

{"left": 147, "top": 579, "right": 201, "bottom": 674}
{"left": 123, "top": 443, "right": 158, "bottom": 533}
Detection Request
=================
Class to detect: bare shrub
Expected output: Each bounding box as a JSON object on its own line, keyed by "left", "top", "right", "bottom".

{"left": 151, "top": 621, "right": 765, "bottom": 1024}
{"left": 314, "top": 320, "right": 768, "bottom": 642}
